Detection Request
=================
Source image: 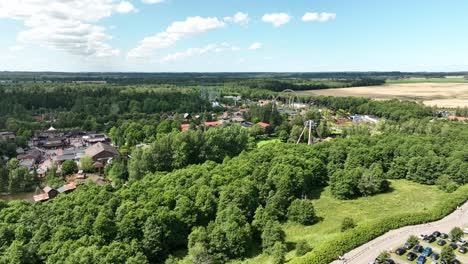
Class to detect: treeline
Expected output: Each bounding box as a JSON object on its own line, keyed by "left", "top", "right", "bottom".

{"left": 0, "top": 84, "right": 210, "bottom": 132}
{"left": 0, "top": 72, "right": 463, "bottom": 84}
{"left": 455, "top": 106, "right": 468, "bottom": 117}
{"left": 232, "top": 78, "right": 385, "bottom": 92}
{"left": 313, "top": 96, "right": 434, "bottom": 121}
{"left": 0, "top": 159, "right": 38, "bottom": 194}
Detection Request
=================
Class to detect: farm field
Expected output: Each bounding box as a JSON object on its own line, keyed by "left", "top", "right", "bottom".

{"left": 303, "top": 82, "right": 468, "bottom": 108}
{"left": 237, "top": 180, "right": 458, "bottom": 264}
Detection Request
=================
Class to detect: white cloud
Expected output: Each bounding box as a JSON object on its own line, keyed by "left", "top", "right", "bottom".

{"left": 262, "top": 13, "right": 291, "bottom": 27}
{"left": 115, "top": 1, "right": 137, "bottom": 13}
{"left": 302, "top": 12, "right": 336, "bottom": 22}
{"left": 128, "top": 16, "right": 225, "bottom": 59}
{"left": 224, "top": 12, "right": 249, "bottom": 26}
{"left": 0, "top": 0, "right": 133, "bottom": 57}
{"left": 142, "top": 0, "right": 165, "bottom": 4}
{"left": 161, "top": 42, "right": 239, "bottom": 62}
{"left": 248, "top": 42, "right": 262, "bottom": 50}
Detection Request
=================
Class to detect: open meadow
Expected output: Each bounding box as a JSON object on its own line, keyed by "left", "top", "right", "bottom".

{"left": 303, "top": 81, "right": 468, "bottom": 108}
{"left": 237, "top": 180, "right": 458, "bottom": 264}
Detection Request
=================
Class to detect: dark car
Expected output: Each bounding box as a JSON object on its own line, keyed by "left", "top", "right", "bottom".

{"left": 424, "top": 235, "right": 436, "bottom": 243}
{"left": 450, "top": 243, "right": 458, "bottom": 250}
{"left": 416, "top": 255, "right": 426, "bottom": 264}
{"left": 432, "top": 231, "right": 441, "bottom": 237}
{"left": 440, "top": 233, "right": 449, "bottom": 239}
{"left": 395, "top": 247, "right": 407, "bottom": 255}
{"left": 432, "top": 253, "right": 440, "bottom": 260}
{"left": 413, "top": 244, "right": 424, "bottom": 253}
{"left": 407, "top": 252, "right": 418, "bottom": 261}
{"left": 438, "top": 239, "right": 447, "bottom": 246}
{"left": 450, "top": 260, "right": 461, "bottom": 264}
{"left": 459, "top": 246, "right": 467, "bottom": 254}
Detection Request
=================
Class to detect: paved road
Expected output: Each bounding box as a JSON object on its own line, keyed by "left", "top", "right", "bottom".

{"left": 331, "top": 202, "right": 468, "bottom": 264}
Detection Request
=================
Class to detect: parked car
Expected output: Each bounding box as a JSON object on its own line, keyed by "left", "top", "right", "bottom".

{"left": 437, "top": 239, "right": 447, "bottom": 246}
{"left": 413, "top": 244, "right": 424, "bottom": 253}
{"left": 395, "top": 247, "right": 407, "bottom": 256}
{"left": 432, "top": 231, "right": 441, "bottom": 237}
{"left": 458, "top": 246, "right": 467, "bottom": 254}
{"left": 440, "top": 233, "right": 449, "bottom": 239}
{"left": 419, "top": 234, "right": 427, "bottom": 240}
{"left": 450, "top": 260, "right": 461, "bottom": 264}
{"left": 416, "top": 256, "right": 427, "bottom": 264}
{"left": 463, "top": 228, "right": 468, "bottom": 234}
{"left": 422, "top": 247, "right": 432, "bottom": 257}
{"left": 432, "top": 253, "right": 439, "bottom": 260}
{"left": 449, "top": 243, "right": 458, "bottom": 250}
{"left": 425, "top": 235, "right": 436, "bottom": 243}
{"left": 456, "top": 239, "right": 467, "bottom": 246}
{"left": 407, "top": 252, "right": 418, "bottom": 261}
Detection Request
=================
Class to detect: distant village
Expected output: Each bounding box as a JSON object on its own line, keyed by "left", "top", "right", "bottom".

{"left": 1, "top": 128, "right": 119, "bottom": 202}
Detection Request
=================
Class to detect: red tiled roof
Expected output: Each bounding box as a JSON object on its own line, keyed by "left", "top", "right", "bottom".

{"left": 33, "top": 193, "right": 49, "bottom": 202}
{"left": 181, "top": 124, "right": 190, "bottom": 131}
{"left": 448, "top": 116, "right": 468, "bottom": 121}
{"left": 204, "top": 121, "right": 221, "bottom": 127}
{"left": 64, "top": 182, "right": 76, "bottom": 191}
{"left": 257, "top": 122, "right": 270, "bottom": 128}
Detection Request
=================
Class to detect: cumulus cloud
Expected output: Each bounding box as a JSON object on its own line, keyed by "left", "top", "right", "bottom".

{"left": 0, "top": 0, "right": 134, "bottom": 57}
{"left": 128, "top": 16, "right": 225, "bottom": 59}
{"left": 302, "top": 12, "right": 336, "bottom": 22}
{"left": 142, "top": 0, "right": 165, "bottom": 4}
{"left": 262, "top": 13, "right": 291, "bottom": 27}
{"left": 115, "top": 1, "right": 138, "bottom": 13}
{"left": 161, "top": 42, "right": 239, "bottom": 62}
{"left": 248, "top": 42, "right": 262, "bottom": 50}
{"left": 224, "top": 12, "right": 249, "bottom": 26}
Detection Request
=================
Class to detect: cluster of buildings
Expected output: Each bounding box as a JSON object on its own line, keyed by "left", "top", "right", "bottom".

{"left": 5, "top": 128, "right": 119, "bottom": 179}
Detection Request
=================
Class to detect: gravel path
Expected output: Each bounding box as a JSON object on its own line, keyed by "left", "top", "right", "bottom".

{"left": 330, "top": 202, "right": 468, "bottom": 264}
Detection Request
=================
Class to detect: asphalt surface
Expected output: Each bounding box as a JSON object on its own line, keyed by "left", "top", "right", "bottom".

{"left": 330, "top": 202, "right": 468, "bottom": 264}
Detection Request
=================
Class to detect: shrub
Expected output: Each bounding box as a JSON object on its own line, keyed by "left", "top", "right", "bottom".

{"left": 287, "top": 199, "right": 316, "bottom": 225}
{"left": 296, "top": 240, "right": 312, "bottom": 256}
{"left": 449, "top": 227, "right": 463, "bottom": 241}
{"left": 341, "top": 217, "right": 356, "bottom": 232}
{"left": 406, "top": 235, "right": 418, "bottom": 247}
{"left": 441, "top": 245, "right": 456, "bottom": 262}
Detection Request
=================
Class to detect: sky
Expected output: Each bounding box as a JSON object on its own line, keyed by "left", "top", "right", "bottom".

{"left": 1, "top": 0, "right": 468, "bottom": 72}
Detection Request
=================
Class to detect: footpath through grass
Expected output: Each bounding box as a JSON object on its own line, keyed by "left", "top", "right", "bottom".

{"left": 237, "top": 180, "right": 458, "bottom": 264}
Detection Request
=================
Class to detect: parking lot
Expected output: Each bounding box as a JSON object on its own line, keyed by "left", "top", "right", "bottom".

{"left": 389, "top": 230, "right": 468, "bottom": 264}
{"left": 331, "top": 203, "right": 468, "bottom": 264}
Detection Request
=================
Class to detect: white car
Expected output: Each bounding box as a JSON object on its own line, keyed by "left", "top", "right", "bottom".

{"left": 457, "top": 239, "right": 467, "bottom": 246}
{"left": 463, "top": 228, "right": 468, "bottom": 234}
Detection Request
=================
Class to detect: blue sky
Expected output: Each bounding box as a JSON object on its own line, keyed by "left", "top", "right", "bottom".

{"left": 1, "top": 0, "right": 468, "bottom": 72}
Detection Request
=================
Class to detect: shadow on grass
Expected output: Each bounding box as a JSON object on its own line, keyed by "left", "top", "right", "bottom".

{"left": 306, "top": 186, "right": 325, "bottom": 200}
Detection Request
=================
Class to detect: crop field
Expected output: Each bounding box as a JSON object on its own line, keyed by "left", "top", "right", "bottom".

{"left": 238, "top": 180, "right": 457, "bottom": 264}
{"left": 303, "top": 82, "right": 468, "bottom": 108}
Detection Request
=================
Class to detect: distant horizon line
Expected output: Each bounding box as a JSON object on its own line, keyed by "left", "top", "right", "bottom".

{"left": 1, "top": 71, "right": 468, "bottom": 74}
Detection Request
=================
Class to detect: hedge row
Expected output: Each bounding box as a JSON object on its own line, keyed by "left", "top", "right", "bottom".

{"left": 291, "top": 185, "right": 468, "bottom": 264}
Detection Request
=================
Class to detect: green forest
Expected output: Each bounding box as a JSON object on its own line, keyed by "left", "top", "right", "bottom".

{"left": 0, "top": 79, "right": 466, "bottom": 264}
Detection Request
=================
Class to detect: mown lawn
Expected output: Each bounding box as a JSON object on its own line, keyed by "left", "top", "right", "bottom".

{"left": 237, "top": 180, "right": 458, "bottom": 264}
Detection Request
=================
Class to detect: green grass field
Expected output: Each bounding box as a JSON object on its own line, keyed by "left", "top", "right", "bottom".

{"left": 236, "top": 180, "right": 460, "bottom": 264}
{"left": 386, "top": 78, "right": 468, "bottom": 85}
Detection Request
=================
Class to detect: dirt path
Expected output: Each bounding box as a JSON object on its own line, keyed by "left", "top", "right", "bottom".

{"left": 330, "top": 202, "right": 468, "bottom": 264}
